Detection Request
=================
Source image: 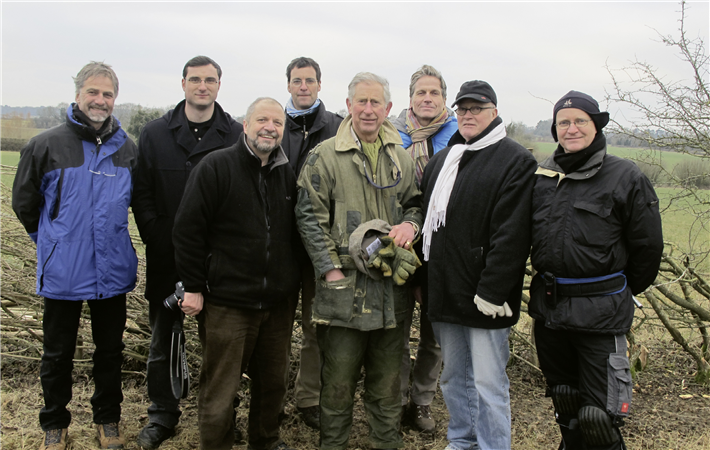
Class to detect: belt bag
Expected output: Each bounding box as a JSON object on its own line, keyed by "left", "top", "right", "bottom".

{"left": 542, "top": 271, "right": 627, "bottom": 310}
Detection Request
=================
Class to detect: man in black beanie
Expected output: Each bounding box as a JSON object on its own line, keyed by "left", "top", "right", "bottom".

{"left": 528, "top": 90, "right": 664, "bottom": 450}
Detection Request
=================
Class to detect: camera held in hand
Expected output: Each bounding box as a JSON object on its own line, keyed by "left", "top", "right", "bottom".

{"left": 164, "top": 281, "right": 186, "bottom": 312}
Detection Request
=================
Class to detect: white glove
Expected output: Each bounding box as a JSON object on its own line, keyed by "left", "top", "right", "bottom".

{"left": 474, "top": 295, "right": 513, "bottom": 318}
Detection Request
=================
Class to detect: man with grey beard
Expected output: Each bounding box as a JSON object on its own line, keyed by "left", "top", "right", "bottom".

{"left": 172, "top": 98, "right": 301, "bottom": 450}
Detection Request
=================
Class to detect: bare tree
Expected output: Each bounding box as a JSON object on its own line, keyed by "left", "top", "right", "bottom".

{"left": 605, "top": 0, "right": 710, "bottom": 383}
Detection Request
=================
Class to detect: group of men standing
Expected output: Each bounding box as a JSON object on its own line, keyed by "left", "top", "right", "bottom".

{"left": 13, "top": 56, "right": 663, "bottom": 450}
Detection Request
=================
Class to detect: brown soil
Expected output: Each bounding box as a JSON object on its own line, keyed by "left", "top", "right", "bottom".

{"left": 2, "top": 336, "right": 709, "bottom": 450}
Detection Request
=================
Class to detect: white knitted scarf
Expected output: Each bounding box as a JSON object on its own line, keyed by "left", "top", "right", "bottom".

{"left": 422, "top": 123, "right": 507, "bottom": 261}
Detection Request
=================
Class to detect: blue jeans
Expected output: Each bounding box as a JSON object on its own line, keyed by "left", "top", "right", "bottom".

{"left": 40, "top": 296, "right": 126, "bottom": 430}
{"left": 432, "top": 322, "right": 511, "bottom": 450}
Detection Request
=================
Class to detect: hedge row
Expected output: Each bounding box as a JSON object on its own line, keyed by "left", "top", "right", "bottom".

{"left": 1, "top": 138, "right": 27, "bottom": 152}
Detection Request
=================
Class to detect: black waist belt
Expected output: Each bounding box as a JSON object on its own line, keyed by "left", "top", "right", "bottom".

{"left": 543, "top": 272, "right": 627, "bottom": 298}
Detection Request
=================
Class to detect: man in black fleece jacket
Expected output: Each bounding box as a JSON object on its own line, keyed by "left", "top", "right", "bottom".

{"left": 173, "top": 97, "right": 300, "bottom": 450}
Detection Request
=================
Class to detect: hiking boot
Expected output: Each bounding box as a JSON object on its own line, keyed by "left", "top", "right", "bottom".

{"left": 40, "top": 428, "right": 67, "bottom": 450}
{"left": 136, "top": 423, "right": 175, "bottom": 449}
{"left": 296, "top": 405, "right": 320, "bottom": 430}
{"left": 96, "top": 422, "right": 125, "bottom": 449}
{"left": 408, "top": 403, "right": 436, "bottom": 433}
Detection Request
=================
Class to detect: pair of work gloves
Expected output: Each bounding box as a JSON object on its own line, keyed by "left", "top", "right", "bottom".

{"left": 367, "top": 236, "right": 422, "bottom": 285}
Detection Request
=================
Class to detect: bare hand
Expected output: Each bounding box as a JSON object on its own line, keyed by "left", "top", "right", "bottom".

{"left": 413, "top": 286, "right": 423, "bottom": 305}
{"left": 388, "top": 222, "right": 415, "bottom": 249}
{"left": 181, "top": 292, "right": 204, "bottom": 316}
{"left": 324, "top": 269, "right": 345, "bottom": 282}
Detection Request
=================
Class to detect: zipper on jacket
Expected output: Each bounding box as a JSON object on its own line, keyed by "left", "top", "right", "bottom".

{"left": 39, "top": 242, "right": 58, "bottom": 291}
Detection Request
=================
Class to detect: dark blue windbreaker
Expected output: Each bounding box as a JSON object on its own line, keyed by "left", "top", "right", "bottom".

{"left": 12, "top": 104, "right": 138, "bottom": 300}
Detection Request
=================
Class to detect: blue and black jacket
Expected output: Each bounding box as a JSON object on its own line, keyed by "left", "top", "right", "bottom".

{"left": 12, "top": 104, "right": 138, "bottom": 300}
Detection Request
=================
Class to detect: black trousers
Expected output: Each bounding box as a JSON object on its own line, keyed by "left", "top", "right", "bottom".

{"left": 40, "top": 295, "right": 126, "bottom": 430}
{"left": 145, "top": 296, "right": 183, "bottom": 429}
{"left": 535, "top": 320, "right": 628, "bottom": 450}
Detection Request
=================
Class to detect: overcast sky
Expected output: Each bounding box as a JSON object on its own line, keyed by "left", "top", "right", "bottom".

{"left": 2, "top": 1, "right": 708, "bottom": 126}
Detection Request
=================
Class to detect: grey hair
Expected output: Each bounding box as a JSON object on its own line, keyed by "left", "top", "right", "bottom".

{"left": 347, "top": 72, "right": 391, "bottom": 105}
{"left": 409, "top": 65, "right": 447, "bottom": 99}
{"left": 245, "top": 97, "right": 284, "bottom": 122}
{"left": 73, "top": 61, "right": 119, "bottom": 96}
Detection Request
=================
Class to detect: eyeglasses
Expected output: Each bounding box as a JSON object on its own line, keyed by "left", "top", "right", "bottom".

{"left": 454, "top": 106, "right": 495, "bottom": 116}
{"left": 556, "top": 119, "right": 591, "bottom": 130}
{"left": 363, "top": 151, "right": 401, "bottom": 189}
{"left": 290, "top": 78, "right": 318, "bottom": 87}
{"left": 186, "top": 77, "right": 219, "bottom": 86}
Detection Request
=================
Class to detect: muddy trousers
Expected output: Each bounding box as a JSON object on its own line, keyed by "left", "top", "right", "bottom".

{"left": 535, "top": 321, "right": 629, "bottom": 450}
{"left": 39, "top": 295, "right": 126, "bottom": 431}
{"left": 317, "top": 324, "right": 405, "bottom": 450}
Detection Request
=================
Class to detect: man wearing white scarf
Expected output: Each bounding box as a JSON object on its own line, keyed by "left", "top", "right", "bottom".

{"left": 420, "top": 81, "right": 538, "bottom": 450}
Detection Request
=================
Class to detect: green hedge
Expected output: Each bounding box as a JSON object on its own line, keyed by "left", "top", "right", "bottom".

{"left": 1, "top": 138, "right": 27, "bottom": 153}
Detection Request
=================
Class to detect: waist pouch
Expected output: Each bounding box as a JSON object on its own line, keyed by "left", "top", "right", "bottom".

{"left": 542, "top": 272, "right": 627, "bottom": 310}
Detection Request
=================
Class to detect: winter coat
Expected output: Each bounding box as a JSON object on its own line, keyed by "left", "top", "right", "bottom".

{"left": 131, "top": 100, "right": 243, "bottom": 301}
{"left": 282, "top": 101, "right": 343, "bottom": 176}
{"left": 295, "top": 117, "right": 423, "bottom": 330}
{"left": 172, "top": 135, "right": 300, "bottom": 309}
{"left": 421, "top": 131, "right": 538, "bottom": 329}
{"left": 12, "top": 104, "right": 138, "bottom": 300}
{"left": 528, "top": 146, "right": 663, "bottom": 334}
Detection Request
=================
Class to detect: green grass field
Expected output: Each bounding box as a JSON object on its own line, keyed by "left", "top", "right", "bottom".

{"left": 1, "top": 151, "right": 21, "bottom": 187}
{"left": 533, "top": 141, "right": 693, "bottom": 169}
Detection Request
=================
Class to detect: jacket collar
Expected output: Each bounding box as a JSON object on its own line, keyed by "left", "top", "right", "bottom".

{"left": 168, "top": 100, "right": 234, "bottom": 155}
{"left": 536, "top": 144, "right": 607, "bottom": 181}
{"left": 238, "top": 133, "right": 289, "bottom": 173}
{"left": 334, "top": 115, "right": 403, "bottom": 153}
{"left": 66, "top": 103, "right": 121, "bottom": 143}
{"left": 286, "top": 101, "right": 327, "bottom": 132}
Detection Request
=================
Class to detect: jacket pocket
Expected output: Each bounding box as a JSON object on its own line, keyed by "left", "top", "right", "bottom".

{"left": 571, "top": 199, "right": 614, "bottom": 248}
{"left": 314, "top": 272, "right": 355, "bottom": 322}
{"left": 607, "top": 351, "right": 632, "bottom": 418}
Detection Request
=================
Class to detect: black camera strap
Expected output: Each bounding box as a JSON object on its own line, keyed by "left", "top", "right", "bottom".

{"left": 169, "top": 315, "right": 190, "bottom": 399}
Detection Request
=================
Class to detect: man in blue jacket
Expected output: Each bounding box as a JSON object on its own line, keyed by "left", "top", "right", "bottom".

{"left": 391, "top": 64, "right": 457, "bottom": 433}
{"left": 132, "top": 55, "right": 243, "bottom": 449}
{"left": 12, "top": 61, "right": 138, "bottom": 450}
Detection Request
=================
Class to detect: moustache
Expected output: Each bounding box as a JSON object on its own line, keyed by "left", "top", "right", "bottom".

{"left": 258, "top": 131, "right": 279, "bottom": 139}
{"left": 89, "top": 104, "right": 109, "bottom": 112}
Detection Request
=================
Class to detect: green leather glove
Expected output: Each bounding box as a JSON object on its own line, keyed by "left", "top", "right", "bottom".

{"left": 367, "top": 237, "right": 395, "bottom": 277}
{"left": 391, "top": 245, "right": 422, "bottom": 286}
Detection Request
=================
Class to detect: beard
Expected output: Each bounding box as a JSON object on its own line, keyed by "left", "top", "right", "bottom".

{"left": 248, "top": 132, "right": 280, "bottom": 155}
{"left": 86, "top": 104, "right": 110, "bottom": 123}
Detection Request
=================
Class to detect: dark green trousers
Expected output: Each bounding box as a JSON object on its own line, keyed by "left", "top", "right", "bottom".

{"left": 317, "top": 323, "right": 405, "bottom": 450}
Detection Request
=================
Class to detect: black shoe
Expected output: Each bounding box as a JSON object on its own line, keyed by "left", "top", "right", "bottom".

{"left": 296, "top": 405, "right": 320, "bottom": 430}
{"left": 136, "top": 423, "right": 174, "bottom": 449}
{"left": 407, "top": 402, "right": 436, "bottom": 433}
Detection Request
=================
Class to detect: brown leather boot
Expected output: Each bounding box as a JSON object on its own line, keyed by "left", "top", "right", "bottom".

{"left": 96, "top": 422, "right": 125, "bottom": 449}
{"left": 39, "top": 428, "right": 67, "bottom": 450}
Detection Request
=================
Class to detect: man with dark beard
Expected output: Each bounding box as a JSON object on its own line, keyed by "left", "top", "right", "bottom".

{"left": 528, "top": 91, "right": 663, "bottom": 450}
{"left": 172, "top": 97, "right": 300, "bottom": 450}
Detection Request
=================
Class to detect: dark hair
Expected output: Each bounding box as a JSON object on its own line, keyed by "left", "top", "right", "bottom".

{"left": 286, "top": 57, "right": 321, "bottom": 83}
{"left": 183, "top": 56, "right": 222, "bottom": 79}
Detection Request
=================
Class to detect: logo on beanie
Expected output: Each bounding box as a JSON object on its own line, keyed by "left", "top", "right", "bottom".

{"left": 563, "top": 100, "right": 573, "bottom": 107}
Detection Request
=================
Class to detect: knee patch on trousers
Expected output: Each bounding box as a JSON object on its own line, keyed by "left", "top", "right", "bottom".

{"left": 551, "top": 385, "right": 581, "bottom": 417}
{"left": 579, "top": 405, "right": 620, "bottom": 446}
